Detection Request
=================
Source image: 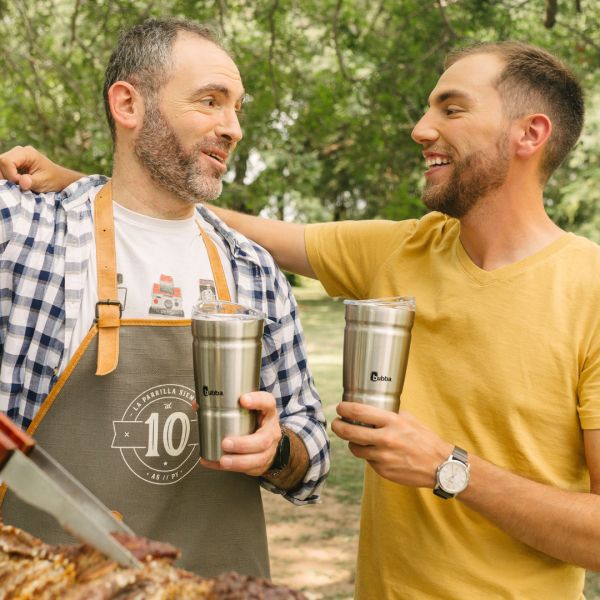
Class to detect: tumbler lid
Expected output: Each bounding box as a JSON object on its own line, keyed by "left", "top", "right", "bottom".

{"left": 191, "top": 300, "right": 265, "bottom": 321}
{"left": 344, "top": 296, "right": 416, "bottom": 311}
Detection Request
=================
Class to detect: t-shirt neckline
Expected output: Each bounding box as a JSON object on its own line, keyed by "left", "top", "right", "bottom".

{"left": 454, "top": 231, "right": 574, "bottom": 285}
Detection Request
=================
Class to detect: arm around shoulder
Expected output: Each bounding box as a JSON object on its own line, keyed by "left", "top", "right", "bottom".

{"left": 206, "top": 204, "right": 315, "bottom": 278}
{"left": 0, "top": 146, "right": 84, "bottom": 192}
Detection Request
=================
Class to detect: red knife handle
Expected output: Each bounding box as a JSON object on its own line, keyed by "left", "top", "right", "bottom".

{"left": 0, "top": 430, "right": 17, "bottom": 468}
{"left": 0, "top": 413, "right": 35, "bottom": 455}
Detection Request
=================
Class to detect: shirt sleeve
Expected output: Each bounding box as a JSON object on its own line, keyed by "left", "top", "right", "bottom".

{"left": 305, "top": 218, "right": 418, "bottom": 299}
{"left": 577, "top": 312, "right": 600, "bottom": 429}
{"left": 0, "top": 181, "right": 21, "bottom": 247}
{"left": 257, "top": 260, "right": 330, "bottom": 505}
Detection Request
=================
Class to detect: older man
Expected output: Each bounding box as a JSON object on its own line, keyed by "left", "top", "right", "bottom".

{"left": 0, "top": 18, "right": 329, "bottom": 578}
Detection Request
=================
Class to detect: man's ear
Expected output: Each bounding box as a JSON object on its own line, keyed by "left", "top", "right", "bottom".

{"left": 108, "top": 81, "right": 144, "bottom": 132}
{"left": 514, "top": 113, "right": 552, "bottom": 160}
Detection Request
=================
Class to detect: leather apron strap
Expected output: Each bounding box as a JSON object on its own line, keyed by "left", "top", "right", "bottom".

{"left": 94, "top": 182, "right": 231, "bottom": 375}
{"left": 197, "top": 224, "right": 232, "bottom": 302}
{"left": 94, "top": 182, "right": 121, "bottom": 376}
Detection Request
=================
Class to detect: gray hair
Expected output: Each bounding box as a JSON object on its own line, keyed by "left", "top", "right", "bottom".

{"left": 103, "top": 18, "right": 224, "bottom": 141}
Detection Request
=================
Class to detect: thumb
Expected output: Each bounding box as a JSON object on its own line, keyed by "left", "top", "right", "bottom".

{"left": 18, "top": 173, "right": 33, "bottom": 191}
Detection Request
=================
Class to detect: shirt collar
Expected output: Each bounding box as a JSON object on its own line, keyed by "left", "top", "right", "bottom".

{"left": 60, "top": 175, "right": 109, "bottom": 209}
{"left": 196, "top": 204, "right": 262, "bottom": 266}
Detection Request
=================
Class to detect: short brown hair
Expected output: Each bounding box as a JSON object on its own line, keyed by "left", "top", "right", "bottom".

{"left": 445, "top": 41, "right": 584, "bottom": 181}
{"left": 103, "top": 18, "right": 224, "bottom": 141}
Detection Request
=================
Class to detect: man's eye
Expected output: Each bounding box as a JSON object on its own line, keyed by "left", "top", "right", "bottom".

{"left": 445, "top": 107, "right": 462, "bottom": 116}
{"left": 200, "top": 98, "right": 216, "bottom": 107}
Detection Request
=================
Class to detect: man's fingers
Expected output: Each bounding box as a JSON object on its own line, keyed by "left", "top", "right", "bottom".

{"left": 239, "top": 391, "right": 276, "bottom": 412}
{"left": 222, "top": 422, "right": 279, "bottom": 455}
{"left": 198, "top": 391, "right": 281, "bottom": 476}
{"left": 18, "top": 173, "right": 33, "bottom": 191}
{"left": 200, "top": 450, "right": 271, "bottom": 476}
{"left": 220, "top": 451, "right": 270, "bottom": 474}
{"left": 335, "top": 401, "right": 393, "bottom": 428}
{"left": 199, "top": 458, "right": 221, "bottom": 470}
{"left": 0, "top": 147, "right": 39, "bottom": 190}
{"left": 0, "top": 155, "right": 21, "bottom": 183}
{"left": 332, "top": 416, "right": 379, "bottom": 445}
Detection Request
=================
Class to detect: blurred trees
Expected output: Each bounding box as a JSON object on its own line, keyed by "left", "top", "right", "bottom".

{"left": 0, "top": 0, "right": 599, "bottom": 240}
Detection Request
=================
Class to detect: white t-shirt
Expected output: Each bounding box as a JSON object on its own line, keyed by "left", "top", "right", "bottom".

{"left": 67, "top": 198, "right": 236, "bottom": 362}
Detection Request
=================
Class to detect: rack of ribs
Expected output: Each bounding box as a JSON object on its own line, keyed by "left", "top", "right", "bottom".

{"left": 0, "top": 525, "right": 306, "bottom": 599}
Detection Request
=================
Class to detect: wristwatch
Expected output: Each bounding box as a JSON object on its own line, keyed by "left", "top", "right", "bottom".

{"left": 433, "top": 446, "right": 470, "bottom": 499}
{"left": 266, "top": 426, "right": 291, "bottom": 477}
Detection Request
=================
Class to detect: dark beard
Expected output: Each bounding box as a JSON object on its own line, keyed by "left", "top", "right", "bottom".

{"left": 422, "top": 135, "right": 510, "bottom": 219}
{"left": 134, "top": 100, "right": 228, "bottom": 204}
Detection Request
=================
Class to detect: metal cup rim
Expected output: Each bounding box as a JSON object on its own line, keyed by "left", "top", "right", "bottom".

{"left": 343, "top": 296, "right": 416, "bottom": 311}
{"left": 191, "top": 300, "right": 265, "bottom": 321}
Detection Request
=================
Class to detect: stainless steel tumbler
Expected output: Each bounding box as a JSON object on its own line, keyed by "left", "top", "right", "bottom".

{"left": 191, "top": 301, "right": 265, "bottom": 460}
{"left": 342, "top": 297, "right": 416, "bottom": 424}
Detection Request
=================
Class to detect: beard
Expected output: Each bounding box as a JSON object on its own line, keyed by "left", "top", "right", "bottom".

{"left": 134, "top": 99, "right": 229, "bottom": 204}
{"left": 421, "top": 133, "right": 510, "bottom": 219}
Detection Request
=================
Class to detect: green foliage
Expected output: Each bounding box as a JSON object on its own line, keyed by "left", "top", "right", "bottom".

{"left": 0, "top": 0, "right": 599, "bottom": 240}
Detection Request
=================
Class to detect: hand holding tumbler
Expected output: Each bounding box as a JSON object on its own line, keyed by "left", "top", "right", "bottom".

{"left": 342, "top": 297, "right": 416, "bottom": 425}
{"left": 191, "top": 301, "right": 265, "bottom": 460}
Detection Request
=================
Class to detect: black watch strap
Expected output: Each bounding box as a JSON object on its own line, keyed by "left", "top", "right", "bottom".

{"left": 433, "top": 487, "right": 453, "bottom": 499}
{"left": 452, "top": 446, "right": 468, "bottom": 465}
{"left": 267, "top": 426, "right": 291, "bottom": 476}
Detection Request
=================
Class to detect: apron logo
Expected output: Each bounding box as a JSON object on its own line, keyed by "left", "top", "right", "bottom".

{"left": 112, "top": 384, "right": 199, "bottom": 485}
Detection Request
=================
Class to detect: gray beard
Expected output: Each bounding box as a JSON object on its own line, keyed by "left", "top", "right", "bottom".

{"left": 422, "top": 135, "right": 510, "bottom": 219}
{"left": 134, "top": 101, "right": 225, "bottom": 204}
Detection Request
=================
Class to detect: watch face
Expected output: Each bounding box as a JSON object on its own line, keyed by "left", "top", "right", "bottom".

{"left": 438, "top": 461, "right": 469, "bottom": 494}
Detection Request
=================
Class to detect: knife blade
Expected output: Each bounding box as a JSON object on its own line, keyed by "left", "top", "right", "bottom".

{"left": 0, "top": 425, "right": 141, "bottom": 569}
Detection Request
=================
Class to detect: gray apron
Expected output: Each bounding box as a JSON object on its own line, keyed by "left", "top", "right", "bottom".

{"left": 1, "top": 183, "right": 270, "bottom": 578}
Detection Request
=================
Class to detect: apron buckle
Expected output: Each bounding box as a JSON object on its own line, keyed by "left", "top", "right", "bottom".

{"left": 95, "top": 299, "right": 123, "bottom": 321}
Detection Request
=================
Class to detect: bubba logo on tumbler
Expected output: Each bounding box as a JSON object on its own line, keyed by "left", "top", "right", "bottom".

{"left": 202, "top": 386, "right": 224, "bottom": 396}
{"left": 371, "top": 371, "right": 392, "bottom": 382}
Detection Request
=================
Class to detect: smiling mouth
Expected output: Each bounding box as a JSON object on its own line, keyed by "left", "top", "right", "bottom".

{"left": 204, "top": 151, "right": 226, "bottom": 165}
{"left": 425, "top": 156, "right": 452, "bottom": 168}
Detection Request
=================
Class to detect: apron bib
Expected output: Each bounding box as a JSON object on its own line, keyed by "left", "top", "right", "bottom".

{"left": 1, "top": 183, "right": 269, "bottom": 578}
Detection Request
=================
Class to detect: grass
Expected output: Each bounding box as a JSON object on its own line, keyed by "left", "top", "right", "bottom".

{"left": 292, "top": 277, "right": 600, "bottom": 598}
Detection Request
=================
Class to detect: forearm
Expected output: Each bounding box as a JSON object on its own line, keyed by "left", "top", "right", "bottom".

{"left": 334, "top": 404, "right": 600, "bottom": 569}
{"left": 460, "top": 455, "right": 600, "bottom": 570}
{"left": 207, "top": 204, "right": 314, "bottom": 277}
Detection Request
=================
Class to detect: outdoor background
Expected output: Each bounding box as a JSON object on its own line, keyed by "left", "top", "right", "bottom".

{"left": 1, "top": 0, "right": 599, "bottom": 597}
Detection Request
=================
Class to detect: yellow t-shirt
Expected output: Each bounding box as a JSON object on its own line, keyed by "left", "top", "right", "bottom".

{"left": 305, "top": 212, "right": 600, "bottom": 600}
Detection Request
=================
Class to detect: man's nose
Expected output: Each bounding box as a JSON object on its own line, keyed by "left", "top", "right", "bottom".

{"left": 411, "top": 111, "right": 438, "bottom": 145}
{"left": 215, "top": 108, "right": 243, "bottom": 144}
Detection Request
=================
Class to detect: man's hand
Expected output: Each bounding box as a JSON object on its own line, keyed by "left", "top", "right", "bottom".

{"left": 199, "top": 391, "right": 282, "bottom": 477}
{"left": 332, "top": 402, "right": 452, "bottom": 488}
{"left": 0, "top": 145, "right": 83, "bottom": 192}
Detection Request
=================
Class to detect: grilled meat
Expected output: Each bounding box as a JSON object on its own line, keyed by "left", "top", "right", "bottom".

{"left": 0, "top": 525, "right": 306, "bottom": 599}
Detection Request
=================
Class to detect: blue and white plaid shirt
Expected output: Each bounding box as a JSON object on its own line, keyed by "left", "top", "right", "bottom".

{"left": 0, "top": 176, "right": 329, "bottom": 504}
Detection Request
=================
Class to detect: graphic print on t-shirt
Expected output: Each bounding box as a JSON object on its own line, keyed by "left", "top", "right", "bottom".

{"left": 117, "top": 272, "right": 128, "bottom": 311}
{"left": 198, "top": 278, "right": 217, "bottom": 303}
{"left": 149, "top": 274, "right": 185, "bottom": 317}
